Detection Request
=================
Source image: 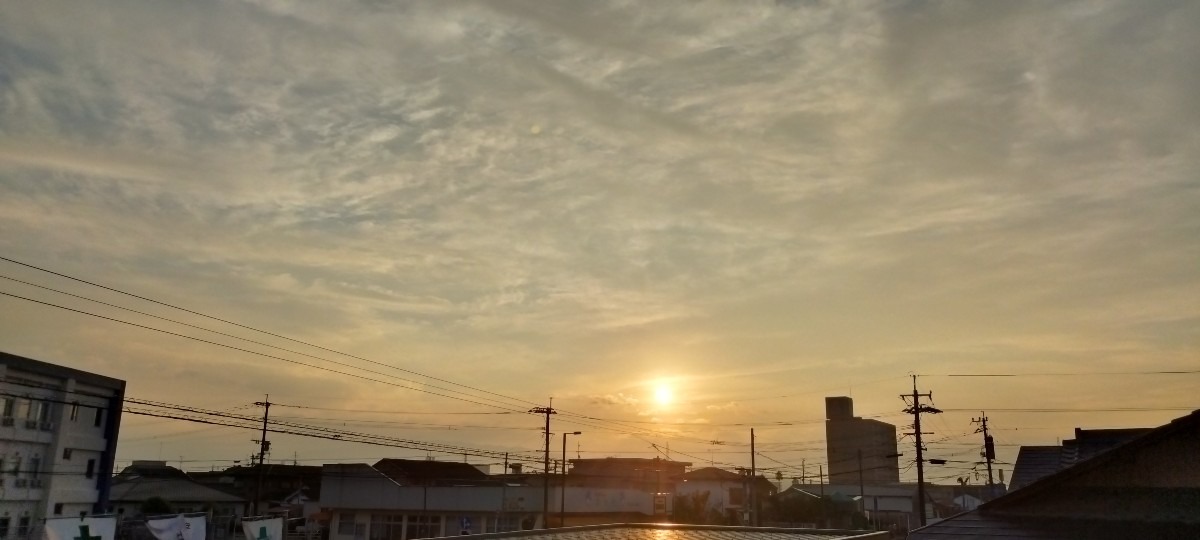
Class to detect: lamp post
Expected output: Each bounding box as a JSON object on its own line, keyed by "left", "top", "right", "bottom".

{"left": 560, "top": 431, "right": 581, "bottom": 527}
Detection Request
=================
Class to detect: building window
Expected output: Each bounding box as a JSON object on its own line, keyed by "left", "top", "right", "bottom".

{"left": 729, "top": 487, "right": 745, "bottom": 505}
{"left": 0, "top": 516, "right": 9, "bottom": 538}
{"left": 63, "top": 448, "right": 72, "bottom": 460}
{"left": 9, "top": 457, "right": 20, "bottom": 476}
{"left": 16, "top": 518, "right": 29, "bottom": 537}
{"left": 94, "top": 408, "right": 103, "bottom": 427}
{"left": 337, "top": 514, "right": 356, "bottom": 536}
{"left": 2, "top": 398, "right": 13, "bottom": 417}
{"left": 369, "top": 515, "right": 404, "bottom": 540}
{"left": 70, "top": 402, "right": 80, "bottom": 421}
{"left": 54, "top": 503, "right": 64, "bottom": 515}
{"left": 28, "top": 401, "right": 49, "bottom": 421}
{"left": 85, "top": 459, "right": 96, "bottom": 479}
{"left": 405, "top": 516, "right": 436, "bottom": 540}
{"left": 30, "top": 456, "right": 40, "bottom": 478}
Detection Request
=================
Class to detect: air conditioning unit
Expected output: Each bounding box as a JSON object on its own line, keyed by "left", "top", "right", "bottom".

{"left": 14, "top": 478, "right": 28, "bottom": 488}
{"left": 1, "top": 417, "right": 13, "bottom": 426}
{"left": 39, "top": 422, "right": 54, "bottom": 431}
{"left": 24, "top": 420, "right": 38, "bottom": 429}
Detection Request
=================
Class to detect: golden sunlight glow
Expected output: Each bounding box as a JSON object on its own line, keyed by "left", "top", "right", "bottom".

{"left": 654, "top": 383, "right": 673, "bottom": 406}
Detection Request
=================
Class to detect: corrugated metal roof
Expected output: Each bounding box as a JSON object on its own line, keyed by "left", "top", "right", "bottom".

{"left": 432, "top": 523, "right": 886, "bottom": 540}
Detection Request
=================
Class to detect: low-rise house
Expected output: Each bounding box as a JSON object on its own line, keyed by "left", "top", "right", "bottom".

{"left": 775, "top": 484, "right": 913, "bottom": 532}
{"left": 109, "top": 461, "right": 244, "bottom": 538}
{"left": 567, "top": 458, "right": 689, "bottom": 494}
{"left": 676, "top": 467, "right": 776, "bottom": 525}
{"left": 191, "top": 463, "right": 321, "bottom": 517}
{"left": 320, "top": 459, "right": 670, "bottom": 539}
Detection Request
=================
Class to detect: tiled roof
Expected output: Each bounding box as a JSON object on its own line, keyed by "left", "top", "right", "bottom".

{"left": 111, "top": 477, "right": 245, "bottom": 504}
{"left": 909, "top": 410, "right": 1200, "bottom": 540}
{"left": 1009, "top": 428, "right": 1155, "bottom": 492}
{"left": 433, "top": 524, "right": 885, "bottom": 540}
{"left": 1007, "top": 446, "right": 1061, "bottom": 491}
{"left": 908, "top": 512, "right": 1200, "bottom": 539}
{"left": 683, "top": 467, "right": 744, "bottom": 482}
{"left": 373, "top": 458, "right": 488, "bottom": 485}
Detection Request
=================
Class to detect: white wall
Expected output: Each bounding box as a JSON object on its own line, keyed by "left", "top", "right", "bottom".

{"left": 1, "top": 364, "right": 121, "bottom": 521}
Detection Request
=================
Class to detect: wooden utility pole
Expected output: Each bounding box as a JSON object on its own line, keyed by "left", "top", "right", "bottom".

{"left": 529, "top": 403, "right": 556, "bottom": 528}
{"left": 750, "top": 428, "right": 757, "bottom": 526}
{"left": 973, "top": 412, "right": 996, "bottom": 498}
{"left": 253, "top": 395, "right": 271, "bottom": 516}
{"left": 901, "top": 376, "right": 941, "bottom": 527}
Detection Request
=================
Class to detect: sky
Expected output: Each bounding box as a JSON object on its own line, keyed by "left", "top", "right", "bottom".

{"left": 0, "top": 1, "right": 1197, "bottom": 484}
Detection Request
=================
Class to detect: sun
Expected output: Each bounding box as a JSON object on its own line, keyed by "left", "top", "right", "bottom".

{"left": 654, "top": 384, "right": 674, "bottom": 406}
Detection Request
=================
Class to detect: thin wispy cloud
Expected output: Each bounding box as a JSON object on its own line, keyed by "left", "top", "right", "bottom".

{"left": 1, "top": 0, "right": 1196, "bottom": 470}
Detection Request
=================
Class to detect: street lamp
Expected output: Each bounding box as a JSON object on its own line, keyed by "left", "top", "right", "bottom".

{"left": 560, "top": 431, "right": 581, "bottom": 527}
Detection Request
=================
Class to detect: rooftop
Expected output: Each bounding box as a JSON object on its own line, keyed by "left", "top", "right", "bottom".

{"left": 374, "top": 458, "right": 488, "bottom": 485}
{"left": 430, "top": 523, "right": 886, "bottom": 540}
{"left": 110, "top": 477, "right": 245, "bottom": 505}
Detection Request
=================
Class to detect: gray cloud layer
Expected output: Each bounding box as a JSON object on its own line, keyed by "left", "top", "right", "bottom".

{"left": 1, "top": 0, "right": 1196, "bottom": 471}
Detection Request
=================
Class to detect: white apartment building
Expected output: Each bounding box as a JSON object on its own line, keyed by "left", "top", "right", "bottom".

{"left": 0, "top": 351, "right": 125, "bottom": 536}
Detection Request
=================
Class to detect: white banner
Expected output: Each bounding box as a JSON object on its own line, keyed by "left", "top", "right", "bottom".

{"left": 182, "top": 515, "right": 207, "bottom": 540}
{"left": 242, "top": 518, "right": 282, "bottom": 540}
{"left": 146, "top": 515, "right": 206, "bottom": 540}
{"left": 44, "top": 517, "right": 117, "bottom": 540}
{"left": 145, "top": 516, "right": 184, "bottom": 540}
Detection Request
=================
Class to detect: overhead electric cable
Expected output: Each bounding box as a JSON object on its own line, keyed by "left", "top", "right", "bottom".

{"left": 0, "top": 256, "right": 539, "bottom": 408}
{"left": 0, "top": 290, "right": 528, "bottom": 413}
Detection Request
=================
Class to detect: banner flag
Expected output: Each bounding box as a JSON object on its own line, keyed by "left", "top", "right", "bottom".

{"left": 146, "top": 514, "right": 206, "bottom": 540}
{"left": 182, "top": 515, "right": 207, "bottom": 540}
{"left": 145, "top": 516, "right": 184, "bottom": 540}
{"left": 242, "top": 518, "right": 282, "bottom": 540}
{"left": 44, "top": 517, "right": 117, "bottom": 540}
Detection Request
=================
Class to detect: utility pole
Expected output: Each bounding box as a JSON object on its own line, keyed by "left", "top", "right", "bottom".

{"left": 901, "top": 376, "right": 941, "bottom": 527}
{"left": 857, "top": 449, "right": 865, "bottom": 517}
{"left": 818, "top": 464, "right": 825, "bottom": 528}
{"left": 253, "top": 395, "right": 271, "bottom": 516}
{"left": 749, "top": 428, "right": 757, "bottom": 526}
{"left": 530, "top": 402, "right": 557, "bottom": 529}
{"left": 560, "top": 431, "right": 580, "bottom": 528}
{"left": 973, "top": 412, "right": 996, "bottom": 498}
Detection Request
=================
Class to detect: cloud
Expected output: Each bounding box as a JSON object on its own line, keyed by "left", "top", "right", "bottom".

{"left": 590, "top": 393, "right": 640, "bottom": 407}
{"left": 0, "top": 0, "right": 1196, "bottom": 472}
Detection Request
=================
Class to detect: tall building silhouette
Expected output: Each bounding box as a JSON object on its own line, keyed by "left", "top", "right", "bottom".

{"left": 825, "top": 396, "right": 900, "bottom": 485}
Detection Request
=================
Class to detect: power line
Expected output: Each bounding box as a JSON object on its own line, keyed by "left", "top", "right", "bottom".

{"left": 0, "top": 256, "right": 540, "bottom": 408}
{"left": 0, "top": 273, "right": 532, "bottom": 412}
{"left": 271, "top": 403, "right": 514, "bottom": 415}
{"left": 929, "top": 371, "right": 1200, "bottom": 376}
{"left": 0, "top": 290, "right": 530, "bottom": 413}
{"left": 941, "top": 407, "right": 1194, "bottom": 413}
